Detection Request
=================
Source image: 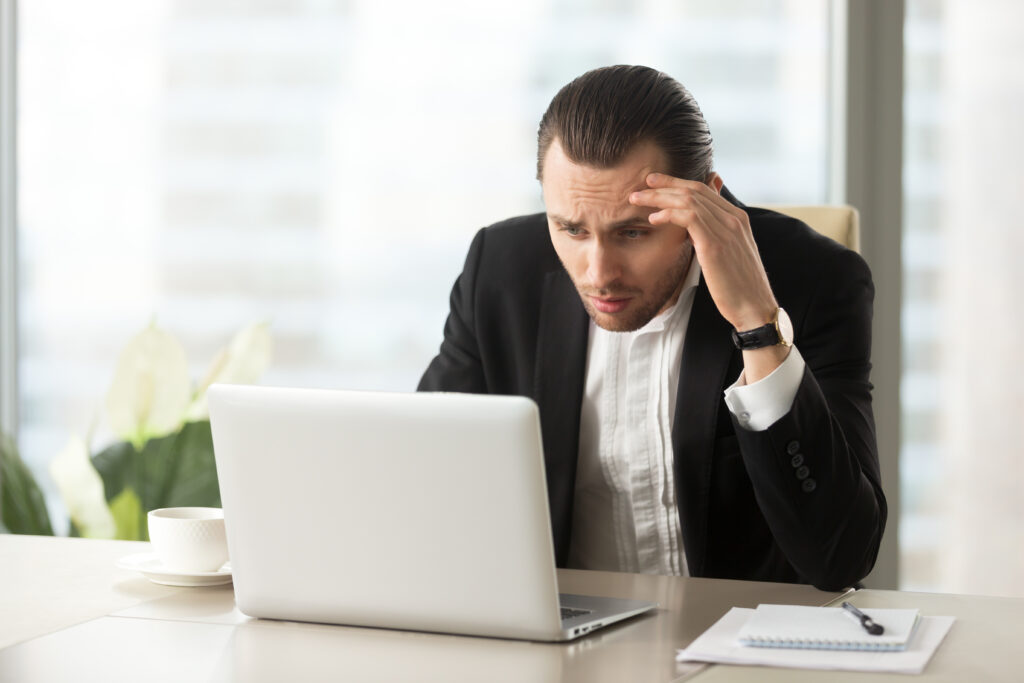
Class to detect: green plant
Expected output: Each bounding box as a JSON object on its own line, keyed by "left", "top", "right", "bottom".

{"left": 0, "top": 432, "right": 54, "bottom": 535}
{"left": 0, "top": 321, "right": 271, "bottom": 540}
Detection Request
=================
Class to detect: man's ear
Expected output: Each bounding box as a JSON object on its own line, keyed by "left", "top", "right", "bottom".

{"left": 706, "top": 172, "right": 724, "bottom": 195}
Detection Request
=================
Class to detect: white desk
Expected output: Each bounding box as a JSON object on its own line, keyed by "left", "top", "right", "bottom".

{"left": 2, "top": 535, "right": 1021, "bottom": 681}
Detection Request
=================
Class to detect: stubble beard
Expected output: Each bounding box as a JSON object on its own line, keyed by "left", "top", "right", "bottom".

{"left": 574, "top": 247, "right": 694, "bottom": 333}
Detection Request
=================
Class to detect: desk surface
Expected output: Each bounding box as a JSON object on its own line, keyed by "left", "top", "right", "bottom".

{"left": 1, "top": 535, "right": 1021, "bottom": 682}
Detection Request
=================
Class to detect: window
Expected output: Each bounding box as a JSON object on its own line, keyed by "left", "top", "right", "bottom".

{"left": 901, "top": 0, "right": 1024, "bottom": 596}
{"left": 15, "top": 1, "right": 829, "bottom": 530}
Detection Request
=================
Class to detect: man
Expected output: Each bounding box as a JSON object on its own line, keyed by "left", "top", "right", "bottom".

{"left": 419, "top": 65, "right": 886, "bottom": 591}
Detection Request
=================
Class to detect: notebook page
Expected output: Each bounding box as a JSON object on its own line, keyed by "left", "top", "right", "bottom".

{"left": 737, "top": 604, "right": 920, "bottom": 651}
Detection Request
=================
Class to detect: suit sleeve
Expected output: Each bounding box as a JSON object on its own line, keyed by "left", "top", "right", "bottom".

{"left": 418, "top": 229, "right": 488, "bottom": 393}
{"left": 733, "top": 247, "right": 886, "bottom": 591}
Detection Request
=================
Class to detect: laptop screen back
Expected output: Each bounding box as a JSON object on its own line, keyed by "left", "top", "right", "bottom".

{"left": 208, "top": 385, "right": 564, "bottom": 639}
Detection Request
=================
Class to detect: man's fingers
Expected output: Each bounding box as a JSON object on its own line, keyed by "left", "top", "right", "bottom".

{"left": 631, "top": 184, "right": 719, "bottom": 212}
{"left": 648, "top": 208, "right": 694, "bottom": 225}
{"left": 634, "top": 187, "right": 746, "bottom": 237}
{"left": 644, "top": 173, "right": 747, "bottom": 221}
{"left": 648, "top": 208, "right": 698, "bottom": 242}
{"left": 645, "top": 172, "right": 696, "bottom": 189}
{"left": 630, "top": 188, "right": 691, "bottom": 210}
{"left": 645, "top": 173, "right": 718, "bottom": 196}
{"left": 689, "top": 191, "right": 749, "bottom": 238}
{"left": 636, "top": 174, "right": 754, "bottom": 261}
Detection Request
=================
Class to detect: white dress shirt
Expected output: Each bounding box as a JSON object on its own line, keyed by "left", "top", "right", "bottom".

{"left": 568, "top": 261, "right": 806, "bottom": 575}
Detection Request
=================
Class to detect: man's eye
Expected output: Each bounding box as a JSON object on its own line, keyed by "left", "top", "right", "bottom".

{"left": 564, "top": 226, "right": 583, "bottom": 237}
{"left": 621, "top": 228, "right": 645, "bottom": 239}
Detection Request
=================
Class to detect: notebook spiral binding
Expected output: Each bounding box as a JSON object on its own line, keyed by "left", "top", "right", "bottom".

{"left": 739, "top": 637, "right": 906, "bottom": 652}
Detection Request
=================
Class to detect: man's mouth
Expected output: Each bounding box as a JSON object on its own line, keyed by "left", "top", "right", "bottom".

{"left": 588, "top": 296, "right": 632, "bottom": 314}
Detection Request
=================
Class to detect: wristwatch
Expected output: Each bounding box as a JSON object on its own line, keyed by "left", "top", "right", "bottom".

{"left": 731, "top": 307, "right": 794, "bottom": 350}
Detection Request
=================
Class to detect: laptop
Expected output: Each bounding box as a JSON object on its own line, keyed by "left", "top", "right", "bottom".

{"left": 207, "top": 384, "right": 656, "bottom": 641}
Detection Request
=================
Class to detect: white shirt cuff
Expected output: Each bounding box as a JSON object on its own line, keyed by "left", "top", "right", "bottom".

{"left": 723, "top": 345, "right": 806, "bottom": 431}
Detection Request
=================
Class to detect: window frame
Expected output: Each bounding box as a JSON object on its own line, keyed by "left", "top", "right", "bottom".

{"left": 1, "top": 0, "right": 18, "bottom": 445}
{"left": 828, "top": 0, "right": 905, "bottom": 590}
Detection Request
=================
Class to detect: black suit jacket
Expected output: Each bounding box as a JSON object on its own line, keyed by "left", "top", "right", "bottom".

{"left": 419, "top": 190, "right": 887, "bottom": 591}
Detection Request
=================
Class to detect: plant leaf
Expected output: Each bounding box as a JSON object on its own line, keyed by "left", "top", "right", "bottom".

{"left": 161, "top": 421, "right": 220, "bottom": 507}
{"left": 186, "top": 322, "right": 272, "bottom": 421}
{"left": 49, "top": 436, "right": 115, "bottom": 539}
{"left": 132, "top": 421, "right": 220, "bottom": 513}
{"left": 136, "top": 428, "right": 183, "bottom": 513}
{"left": 91, "top": 439, "right": 136, "bottom": 505}
{"left": 1, "top": 432, "right": 54, "bottom": 535}
{"left": 106, "top": 322, "right": 191, "bottom": 450}
{"left": 91, "top": 426, "right": 220, "bottom": 541}
{"left": 109, "top": 487, "right": 143, "bottom": 541}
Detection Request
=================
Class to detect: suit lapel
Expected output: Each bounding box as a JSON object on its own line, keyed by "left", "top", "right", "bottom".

{"left": 673, "top": 276, "right": 736, "bottom": 576}
{"left": 534, "top": 268, "right": 589, "bottom": 567}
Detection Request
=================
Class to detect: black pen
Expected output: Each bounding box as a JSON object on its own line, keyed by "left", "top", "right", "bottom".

{"left": 842, "top": 601, "right": 884, "bottom": 635}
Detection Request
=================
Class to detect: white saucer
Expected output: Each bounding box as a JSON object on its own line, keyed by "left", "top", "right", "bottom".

{"left": 117, "top": 552, "right": 233, "bottom": 587}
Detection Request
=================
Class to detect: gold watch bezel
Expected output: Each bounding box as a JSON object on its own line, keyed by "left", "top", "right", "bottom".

{"left": 773, "top": 307, "right": 794, "bottom": 347}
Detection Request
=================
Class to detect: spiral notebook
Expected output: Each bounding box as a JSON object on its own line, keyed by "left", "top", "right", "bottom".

{"left": 736, "top": 604, "right": 921, "bottom": 651}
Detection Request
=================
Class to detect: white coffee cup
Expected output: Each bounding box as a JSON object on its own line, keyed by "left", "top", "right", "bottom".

{"left": 147, "top": 507, "right": 228, "bottom": 573}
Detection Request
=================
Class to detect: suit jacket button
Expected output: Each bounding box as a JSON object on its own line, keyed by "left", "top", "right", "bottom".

{"left": 801, "top": 478, "right": 817, "bottom": 493}
{"left": 795, "top": 465, "right": 810, "bottom": 480}
{"left": 790, "top": 453, "right": 804, "bottom": 468}
{"left": 786, "top": 440, "right": 800, "bottom": 455}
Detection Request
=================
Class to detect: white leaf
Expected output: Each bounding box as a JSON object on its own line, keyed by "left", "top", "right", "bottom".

{"left": 48, "top": 436, "right": 116, "bottom": 539}
{"left": 185, "top": 322, "right": 272, "bottom": 421}
{"left": 106, "top": 322, "right": 191, "bottom": 448}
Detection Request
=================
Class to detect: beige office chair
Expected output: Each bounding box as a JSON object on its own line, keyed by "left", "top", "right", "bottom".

{"left": 759, "top": 205, "right": 861, "bottom": 253}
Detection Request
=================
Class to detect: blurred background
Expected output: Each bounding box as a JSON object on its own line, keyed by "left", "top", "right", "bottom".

{"left": 2, "top": 0, "right": 1023, "bottom": 596}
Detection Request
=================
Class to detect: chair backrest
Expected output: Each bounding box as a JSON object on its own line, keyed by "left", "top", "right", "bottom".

{"left": 759, "top": 205, "right": 861, "bottom": 253}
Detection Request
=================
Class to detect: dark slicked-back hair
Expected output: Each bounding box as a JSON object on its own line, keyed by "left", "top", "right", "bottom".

{"left": 536, "top": 65, "right": 714, "bottom": 182}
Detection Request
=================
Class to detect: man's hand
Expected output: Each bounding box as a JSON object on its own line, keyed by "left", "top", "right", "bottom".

{"left": 630, "top": 173, "right": 789, "bottom": 382}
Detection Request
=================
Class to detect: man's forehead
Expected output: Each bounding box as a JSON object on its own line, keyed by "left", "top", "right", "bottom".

{"left": 541, "top": 140, "right": 666, "bottom": 224}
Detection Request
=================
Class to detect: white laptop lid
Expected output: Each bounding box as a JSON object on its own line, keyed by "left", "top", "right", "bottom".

{"left": 208, "top": 385, "right": 565, "bottom": 640}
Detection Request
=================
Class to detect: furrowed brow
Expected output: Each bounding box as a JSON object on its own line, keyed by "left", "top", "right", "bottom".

{"left": 549, "top": 214, "right": 654, "bottom": 231}
{"left": 609, "top": 215, "right": 656, "bottom": 230}
{"left": 548, "top": 213, "right": 583, "bottom": 229}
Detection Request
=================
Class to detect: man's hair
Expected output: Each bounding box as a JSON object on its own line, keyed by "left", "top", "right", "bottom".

{"left": 536, "top": 65, "right": 714, "bottom": 182}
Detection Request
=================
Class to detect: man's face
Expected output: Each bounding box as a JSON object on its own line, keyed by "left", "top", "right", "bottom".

{"left": 541, "top": 139, "right": 694, "bottom": 332}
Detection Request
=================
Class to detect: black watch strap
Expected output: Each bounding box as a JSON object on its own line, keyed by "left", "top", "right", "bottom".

{"left": 731, "top": 307, "right": 793, "bottom": 350}
{"left": 731, "top": 323, "right": 780, "bottom": 350}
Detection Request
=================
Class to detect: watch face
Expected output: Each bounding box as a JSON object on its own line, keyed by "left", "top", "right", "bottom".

{"left": 776, "top": 308, "right": 794, "bottom": 345}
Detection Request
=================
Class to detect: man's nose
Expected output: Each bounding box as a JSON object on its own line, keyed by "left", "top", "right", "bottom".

{"left": 586, "top": 243, "right": 622, "bottom": 291}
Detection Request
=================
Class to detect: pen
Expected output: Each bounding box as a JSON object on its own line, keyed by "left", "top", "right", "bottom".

{"left": 842, "top": 601, "right": 884, "bottom": 635}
